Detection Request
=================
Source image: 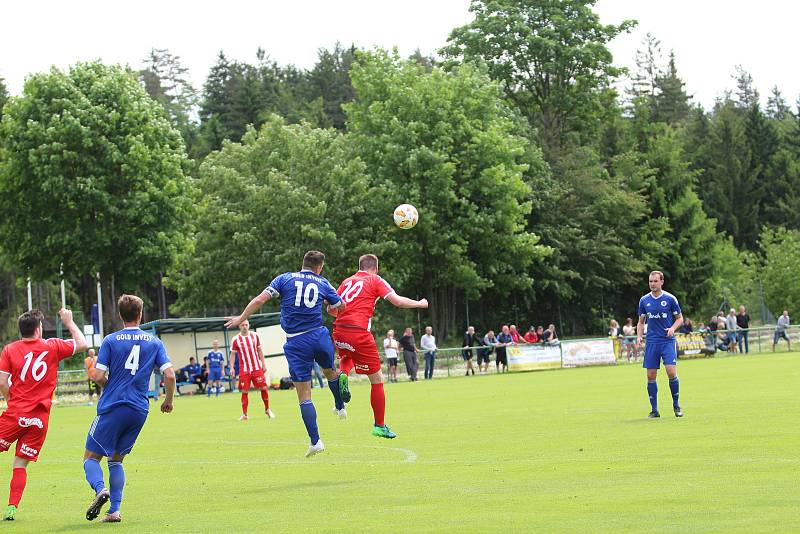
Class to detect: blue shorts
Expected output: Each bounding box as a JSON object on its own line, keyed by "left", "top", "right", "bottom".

{"left": 283, "top": 327, "right": 335, "bottom": 382}
{"left": 774, "top": 330, "right": 790, "bottom": 344}
{"left": 86, "top": 405, "right": 148, "bottom": 457}
{"left": 643, "top": 340, "right": 678, "bottom": 369}
{"left": 209, "top": 367, "right": 222, "bottom": 381}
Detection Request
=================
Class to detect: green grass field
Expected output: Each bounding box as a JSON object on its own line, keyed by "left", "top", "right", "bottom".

{"left": 2, "top": 352, "right": 798, "bottom": 533}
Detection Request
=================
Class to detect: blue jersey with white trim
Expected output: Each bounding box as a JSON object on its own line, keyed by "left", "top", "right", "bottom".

{"left": 638, "top": 291, "right": 682, "bottom": 344}
{"left": 95, "top": 327, "right": 172, "bottom": 415}
{"left": 266, "top": 270, "right": 342, "bottom": 335}
{"left": 207, "top": 351, "right": 225, "bottom": 369}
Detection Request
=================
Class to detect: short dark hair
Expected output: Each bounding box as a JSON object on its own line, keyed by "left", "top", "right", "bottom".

{"left": 358, "top": 254, "right": 379, "bottom": 271}
{"left": 18, "top": 309, "right": 44, "bottom": 337}
{"left": 302, "top": 251, "right": 325, "bottom": 270}
{"left": 118, "top": 294, "right": 144, "bottom": 323}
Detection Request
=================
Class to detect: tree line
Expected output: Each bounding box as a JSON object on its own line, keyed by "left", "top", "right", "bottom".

{"left": 0, "top": 0, "right": 798, "bottom": 341}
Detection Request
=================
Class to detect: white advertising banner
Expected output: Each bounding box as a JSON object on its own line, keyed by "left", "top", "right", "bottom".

{"left": 561, "top": 339, "right": 616, "bottom": 367}
{"left": 507, "top": 344, "right": 562, "bottom": 371}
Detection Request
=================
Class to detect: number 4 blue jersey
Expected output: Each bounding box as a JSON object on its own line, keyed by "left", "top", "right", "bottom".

{"left": 266, "top": 270, "right": 342, "bottom": 335}
{"left": 95, "top": 327, "right": 172, "bottom": 415}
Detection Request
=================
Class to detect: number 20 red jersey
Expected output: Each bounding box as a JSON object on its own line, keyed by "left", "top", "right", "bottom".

{"left": 333, "top": 271, "right": 395, "bottom": 331}
{"left": 0, "top": 338, "right": 76, "bottom": 416}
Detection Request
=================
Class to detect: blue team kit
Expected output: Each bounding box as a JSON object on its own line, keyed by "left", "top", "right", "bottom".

{"left": 86, "top": 328, "right": 172, "bottom": 456}
{"left": 638, "top": 291, "right": 682, "bottom": 369}
{"left": 266, "top": 270, "right": 342, "bottom": 382}
{"left": 207, "top": 350, "right": 225, "bottom": 381}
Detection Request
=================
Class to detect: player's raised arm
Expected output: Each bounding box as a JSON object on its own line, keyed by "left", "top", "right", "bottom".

{"left": 386, "top": 293, "right": 428, "bottom": 309}
{"left": 60, "top": 308, "right": 89, "bottom": 354}
{"left": 225, "top": 290, "right": 271, "bottom": 329}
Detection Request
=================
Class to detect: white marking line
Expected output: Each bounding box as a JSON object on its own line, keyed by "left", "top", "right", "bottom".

{"left": 214, "top": 440, "right": 418, "bottom": 463}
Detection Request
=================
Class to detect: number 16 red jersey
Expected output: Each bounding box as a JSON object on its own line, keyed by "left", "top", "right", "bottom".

{"left": 333, "top": 271, "right": 395, "bottom": 331}
{"left": 0, "top": 338, "right": 76, "bottom": 416}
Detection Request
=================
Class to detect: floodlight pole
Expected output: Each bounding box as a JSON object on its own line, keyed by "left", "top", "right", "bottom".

{"left": 60, "top": 263, "right": 66, "bottom": 308}
{"left": 26, "top": 274, "right": 32, "bottom": 310}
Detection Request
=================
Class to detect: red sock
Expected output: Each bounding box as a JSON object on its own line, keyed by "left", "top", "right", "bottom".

{"left": 339, "top": 356, "right": 354, "bottom": 375}
{"left": 260, "top": 389, "right": 270, "bottom": 410}
{"left": 370, "top": 383, "right": 386, "bottom": 426}
{"left": 8, "top": 467, "right": 26, "bottom": 506}
{"left": 241, "top": 393, "right": 249, "bottom": 415}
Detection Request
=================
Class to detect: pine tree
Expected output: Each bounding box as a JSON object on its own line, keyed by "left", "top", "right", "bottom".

{"left": 653, "top": 52, "right": 691, "bottom": 125}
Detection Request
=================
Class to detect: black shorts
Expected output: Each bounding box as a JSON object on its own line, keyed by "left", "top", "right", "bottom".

{"left": 476, "top": 351, "right": 491, "bottom": 364}
{"left": 387, "top": 357, "right": 398, "bottom": 368}
{"left": 496, "top": 348, "right": 508, "bottom": 365}
{"left": 462, "top": 350, "right": 473, "bottom": 361}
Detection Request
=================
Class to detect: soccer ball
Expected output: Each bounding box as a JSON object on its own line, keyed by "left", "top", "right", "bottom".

{"left": 393, "top": 204, "right": 419, "bottom": 229}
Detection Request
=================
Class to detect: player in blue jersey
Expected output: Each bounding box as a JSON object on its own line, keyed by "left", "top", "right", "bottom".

{"left": 206, "top": 340, "right": 225, "bottom": 397}
{"left": 82, "top": 294, "right": 176, "bottom": 523}
{"left": 637, "top": 271, "right": 684, "bottom": 418}
{"left": 225, "top": 251, "right": 347, "bottom": 458}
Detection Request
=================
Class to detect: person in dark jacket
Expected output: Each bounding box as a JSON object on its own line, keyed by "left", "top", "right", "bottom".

{"left": 399, "top": 327, "right": 419, "bottom": 381}
{"left": 462, "top": 326, "right": 479, "bottom": 376}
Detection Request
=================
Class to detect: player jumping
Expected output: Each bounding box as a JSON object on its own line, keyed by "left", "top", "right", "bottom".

{"left": 225, "top": 251, "right": 347, "bottom": 457}
{"left": 331, "top": 254, "right": 428, "bottom": 439}
{"left": 0, "top": 308, "right": 87, "bottom": 521}
{"left": 230, "top": 321, "right": 274, "bottom": 421}
{"left": 83, "top": 294, "right": 176, "bottom": 523}
{"left": 637, "top": 271, "right": 684, "bottom": 419}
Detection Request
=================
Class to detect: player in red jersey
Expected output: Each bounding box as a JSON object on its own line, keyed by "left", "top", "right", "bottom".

{"left": 331, "top": 254, "right": 427, "bottom": 439}
{"left": 230, "top": 320, "right": 274, "bottom": 421}
{"left": 0, "top": 308, "right": 88, "bottom": 520}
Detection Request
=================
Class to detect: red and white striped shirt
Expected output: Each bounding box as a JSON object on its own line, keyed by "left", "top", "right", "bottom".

{"left": 230, "top": 332, "right": 263, "bottom": 374}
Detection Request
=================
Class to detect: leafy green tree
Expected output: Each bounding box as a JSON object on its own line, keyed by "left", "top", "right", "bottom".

{"left": 653, "top": 52, "right": 691, "bottom": 125}
{"left": 308, "top": 42, "right": 357, "bottom": 130}
{"left": 733, "top": 65, "right": 758, "bottom": 109}
{"left": 172, "top": 116, "right": 383, "bottom": 313}
{"left": 766, "top": 86, "right": 791, "bottom": 120}
{"left": 757, "top": 227, "right": 800, "bottom": 315}
{"left": 0, "top": 74, "right": 8, "bottom": 121}
{"left": 441, "top": 0, "right": 635, "bottom": 159}
{"left": 0, "top": 61, "right": 193, "bottom": 320}
{"left": 346, "top": 50, "right": 549, "bottom": 337}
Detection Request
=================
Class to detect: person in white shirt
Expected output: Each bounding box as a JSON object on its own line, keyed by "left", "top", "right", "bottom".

{"left": 420, "top": 326, "right": 438, "bottom": 380}
{"left": 383, "top": 330, "right": 400, "bottom": 383}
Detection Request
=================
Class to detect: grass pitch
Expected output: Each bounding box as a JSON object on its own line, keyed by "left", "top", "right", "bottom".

{"left": 1, "top": 352, "right": 798, "bottom": 533}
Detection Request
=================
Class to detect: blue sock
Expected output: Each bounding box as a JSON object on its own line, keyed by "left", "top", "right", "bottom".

{"left": 328, "top": 376, "right": 344, "bottom": 410}
{"left": 107, "top": 461, "right": 125, "bottom": 514}
{"left": 299, "top": 400, "right": 320, "bottom": 445}
{"left": 207, "top": 384, "right": 212, "bottom": 397}
{"left": 83, "top": 458, "right": 106, "bottom": 494}
{"left": 215, "top": 385, "right": 220, "bottom": 397}
{"left": 647, "top": 381, "right": 658, "bottom": 412}
{"left": 669, "top": 377, "right": 680, "bottom": 408}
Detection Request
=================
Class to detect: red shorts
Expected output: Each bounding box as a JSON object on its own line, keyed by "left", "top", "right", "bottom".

{"left": 333, "top": 328, "right": 382, "bottom": 375}
{"left": 0, "top": 411, "right": 49, "bottom": 462}
{"left": 238, "top": 369, "right": 268, "bottom": 392}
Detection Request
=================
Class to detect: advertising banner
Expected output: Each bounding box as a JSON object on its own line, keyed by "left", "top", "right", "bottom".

{"left": 561, "top": 339, "right": 617, "bottom": 367}
{"left": 675, "top": 332, "right": 714, "bottom": 358}
{"left": 507, "top": 344, "right": 561, "bottom": 372}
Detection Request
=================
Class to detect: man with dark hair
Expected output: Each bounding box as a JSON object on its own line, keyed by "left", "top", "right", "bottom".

{"left": 0, "top": 308, "right": 87, "bottom": 520}
{"left": 83, "top": 294, "right": 176, "bottom": 523}
{"left": 637, "top": 271, "right": 684, "bottom": 418}
{"left": 225, "top": 251, "right": 346, "bottom": 457}
{"left": 331, "top": 254, "right": 428, "bottom": 439}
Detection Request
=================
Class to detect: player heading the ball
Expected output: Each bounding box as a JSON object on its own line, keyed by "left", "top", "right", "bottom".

{"left": 225, "top": 251, "right": 347, "bottom": 458}
{"left": 331, "top": 254, "right": 428, "bottom": 439}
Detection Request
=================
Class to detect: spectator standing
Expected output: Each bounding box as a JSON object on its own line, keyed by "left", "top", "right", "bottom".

{"left": 608, "top": 319, "right": 621, "bottom": 337}
{"left": 622, "top": 318, "right": 638, "bottom": 363}
{"left": 496, "top": 325, "right": 512, "bottom": 373}
{"left": 84, "top": 348, "right": 102, "bottom": 403}
{"left": 773, "top": 310, "right": 791, "bottom": 352}
{"left": 680, "top": 318, "right": 694, "bottom": 334}
{"left": 725, "top": 308, "right": 738, "bottom": 354}
{"left": 523, "top": 326, "right": 538, "bottom": 344}
{"left": 399, "top": 327, "right": 419, "bottom": 381}
{"left": 736, "top": 305, "right": 750, "bottom": 354}
{"left": 383, "top": 330, "right": 400, "bottom": 383}
{"left": 462, "top": 326, "right": 479, "bottom": 376}
{"left": 420, "top": 326, "right": 437, "bottom": 380}
{"left": 480, "top": 330, "right": 497, "bottom": 375}
{"left": 509, "top": 325, "right": 523, "bottom": 344}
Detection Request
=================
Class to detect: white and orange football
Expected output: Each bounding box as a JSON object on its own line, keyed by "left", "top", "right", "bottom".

{"left": 393, "top": 204, "right": 419, "bottom": 229}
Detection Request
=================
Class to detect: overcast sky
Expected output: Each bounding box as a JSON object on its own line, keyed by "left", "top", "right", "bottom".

{"left": 2, "top": 1, "right": 797, "bottom": 110}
